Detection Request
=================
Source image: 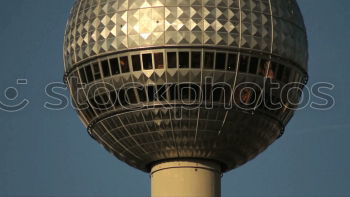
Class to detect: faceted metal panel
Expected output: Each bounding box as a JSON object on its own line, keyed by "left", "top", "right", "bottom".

{"left": 64, "top": 0, "right": 308, "bottom": 71}
{"left": 90, "top": 107, "right": 281, "bottom": 171}
{"left": 64, "top": 0, "right": 309, "bottom": 172}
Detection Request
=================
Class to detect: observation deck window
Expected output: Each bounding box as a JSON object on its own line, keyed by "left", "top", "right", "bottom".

{"left": 191, "top": 52, "right": 201, "bottom": 68}
{"left": 154, "top": 53, "right": 164, "bottom": 69}
{"left": 101, "top": 60, "right": 111, "bottom": 77}
{"left": 111, "top": 91, "right": 120, "bottom": 107}
{"left": 79, "top": 67, "right": 87, "bottom": 84}
{"left": 179, "top": 84, "right": 190, "bottom": 100}
{"left": 132, "top": 55, "right": 142, "bottom": 71}
{"left": 85, "top": 65, "right": 94, "bottom": 83}
{"left": 157, "top": 85, "right": 166, "bottom": 101}
{"left": 109, "top": 58, "right": 120, "bottom": 75}
{"left": 215, "top": 53, "right": 226, "bottom": 70}
{"left": 249, "top": 57, "right": 259, "bottom": 74}
{"left": 204, "top": 52, "right": 214, "bottom": 69}
{"left": 92, "top": 63, "right": 101, "bottom": 80}
{"left": 83, "top": 101, "right": 96, "bottom": 120}
{"left": 169, "top": 84, "right": 178, "bottom": 100}
{"left": 147, "top": 86, "right": 156, "bottom": 101}
{"left": 203, "top": 84, "right": 212, "bottom": 101}
{"left": 137, "top": 87, "right": 147, "bottom": 102}
{"left": 258, "top": 59, "right": 269, "bottom": 77}
{"left": 143, "top": 54, "right": 153, "bottom": 70}
{"left": 179, "top": 52, "right": 189, "bottom": 68}
{"left": 190, "top": 84, "right": 200, "bottom": 100}
{"left": 102, "top": 94, "right": 113, "bottom": 109}
{"left": 127, "top": 88, "right": 137, "bottom": 104}
{"left": 120, "top": 56, "right": 130, "bottom": 73}
{"left": 238, "top": 55, "right": 249, "bottom": 73}
{"left": 212, "top": 85, "right": 223, "bottom": 102}
{"left": 167, "top": 52, "right": 177, "bottom": 68}
{"left": 268, "top": 62, "right": 278, "bottom": 79}
{"left": 227, "top": 53, "right": 237, "bottom": 71}
{"left": 118, "top": 89, "right": 128, "bottom": 106}
{"left": 109, "top": 91, "right": 117, "bottom": 107}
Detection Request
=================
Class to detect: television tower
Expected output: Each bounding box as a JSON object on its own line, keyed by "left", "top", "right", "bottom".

{"left": 63, "top": 0, "right": 308, "bottom": 196}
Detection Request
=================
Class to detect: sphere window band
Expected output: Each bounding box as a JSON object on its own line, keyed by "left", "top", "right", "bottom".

{"left": 74, "top": 81, "right": 297, "bottom": 119}
{"left": 68, "top": 49, "right": 307, "bottom": 123}
{"left": 69, "top": 50, "right": 306, "bottom": 86}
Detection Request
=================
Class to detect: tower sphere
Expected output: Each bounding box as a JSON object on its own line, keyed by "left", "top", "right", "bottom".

{"left": 64, "top": 0, "right": 308, "bottom": 172}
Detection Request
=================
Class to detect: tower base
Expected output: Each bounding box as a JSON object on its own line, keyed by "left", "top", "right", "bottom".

{"left": 150, "top": 160, "right": 221, "bottom": 197}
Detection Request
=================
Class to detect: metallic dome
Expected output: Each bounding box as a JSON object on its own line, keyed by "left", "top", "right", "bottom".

{"left": 64, "top": 0, "right": 308, "bottom": 172}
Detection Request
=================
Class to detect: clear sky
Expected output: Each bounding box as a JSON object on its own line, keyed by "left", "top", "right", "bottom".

{"left": 0, "top": 0, "right": 349, "bottom": 197}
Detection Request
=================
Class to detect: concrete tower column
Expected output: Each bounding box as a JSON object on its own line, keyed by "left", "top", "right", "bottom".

{"left": 150, "top": 160, "right": 222, "bottom": 197}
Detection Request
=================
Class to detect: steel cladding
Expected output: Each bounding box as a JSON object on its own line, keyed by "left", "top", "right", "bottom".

{"left": 64, "top": 0, "right": 308, "bottom": 172}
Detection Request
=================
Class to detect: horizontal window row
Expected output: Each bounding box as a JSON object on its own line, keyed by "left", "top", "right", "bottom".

{"left": 77, "top": 50, "right": 306, "bottom": 86}
{"left": 77, "top": 83, "right": 298, "bottom": 122}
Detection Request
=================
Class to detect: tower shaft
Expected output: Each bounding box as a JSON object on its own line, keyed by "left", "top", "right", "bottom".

{"left": 151, "top": 160, "right": 221, "bottom": 197}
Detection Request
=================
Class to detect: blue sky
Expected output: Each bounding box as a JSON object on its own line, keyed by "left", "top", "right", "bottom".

{"left": 0, "top": 0, "right": 349, "bottom": 196}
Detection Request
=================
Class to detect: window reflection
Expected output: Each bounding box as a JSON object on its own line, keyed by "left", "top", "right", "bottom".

{"left": 269, "top": 62, "right": 278, "bottom": 79}
{"left": 109, "top": 58, "right": 120, "bottom": 75}
{"left": 204, "top": 52, "right": 214, "bottom": 69}
{"left": 118, "top": 89, "right": 128, "bottom": 106}
{"left": 147, "top": 86, "right": 155, "bottom": 101}
{"left": 92, "top": 63, "right": 101, "bottom": 80}
{"left": 190, "top": 84, "right": 200, "bottom": 100}
{"left": 179, "top": 52, "right": 189, "bottom": 68}
{"left": 238, "top": 55, "right": 249, "bottom": 73}
{"left": 154, "top": 53, "right": 164, "bottom": 69}
{"left": 212, "top": 85, "right": 223, "bottom": 102}
{"left": 191, "top": 52, "right": 201, "bottom": 68}
{"left": 132, "top": 55, "right": 141, "bottom": 71}
{"left": 203, "top": 84, "right": 212, "bottom": 101}
{"left": 169, "top": 84, "right": 178, "bottom": 100}
{"left": 143, "top": 54, "right": 153, "bottom": 70}
{"left": 167, "top": 52, "right": 177, "bottom": 68}
{"left": 249, "top": 57, "right": 259, "bottom": 74}
{"left": 112, "top": 91, "right": 120, "bottom": 107}
{"left": 179, "top": 84, "right": 190, "bottom": 100}
{"left": 227, "top": 53, "right": 237, "bottom": 71}
{"left": 215, "top": 53, "right": 226, "bottom": 70}
{"left": 137, "top": 87, "right": 147, "bottom": 102}
{"left": 127, "top": 88, "right": 137, "bottom": 104}
{"left": 101, "top": 60, "right": 111, "bottom": 77}
{"left": 157, "top": 85, "right": 166, "bottom": 101}
{"left": 258, "top": 59, "right": 269, "bottom": 76}
{"left": 258, "top": 60, "right": 275, "bottom": 78}
{"left": 79, "top": 68, "right": 87, "bottom": 83}
{"left": 85, "top": 65, "right": 94, "bottom": 83}
{"left": 120, "top": 56, "right": 130, "bottom": 73}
